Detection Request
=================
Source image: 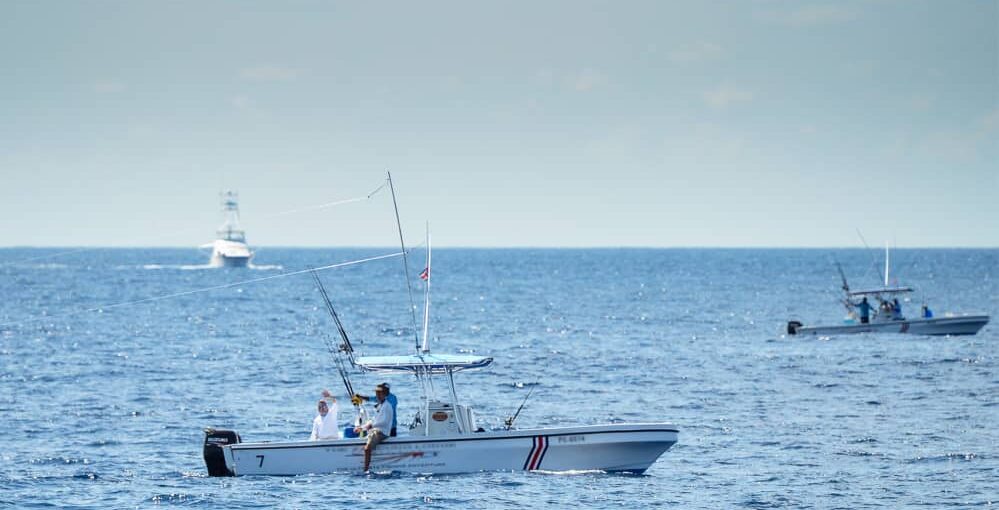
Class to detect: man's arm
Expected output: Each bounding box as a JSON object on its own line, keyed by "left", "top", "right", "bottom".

{"left": 310, "top": 417, "right": 320, "bottom": 440}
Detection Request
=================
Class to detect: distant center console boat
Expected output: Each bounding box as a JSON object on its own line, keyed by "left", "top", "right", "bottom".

{"left": 788, "top": 254, "right": 989, "bottom": 337}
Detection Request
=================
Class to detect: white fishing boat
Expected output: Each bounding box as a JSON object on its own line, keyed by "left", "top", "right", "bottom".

{"left": 204, "top": 357, "right": 679, "bottom": 475}
{"left": 788, "top": 248, "right": 990, "bottom": 337}
{"left": 203, "top": 174, "right": 678, "bottom": 476}
{"left": 204, "top": 191, "right": 253, "bottom": 268}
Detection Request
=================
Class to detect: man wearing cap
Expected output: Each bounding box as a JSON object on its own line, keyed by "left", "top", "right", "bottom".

{"left": 354, "top": 384, "right": 394, "bottom": 472}
{"left": 354, "top": 382, "right": 398, "bottom": 436}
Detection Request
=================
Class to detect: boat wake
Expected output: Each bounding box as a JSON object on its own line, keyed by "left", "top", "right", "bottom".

{"left": 139, "top": 264, "right": 216, "bottom": 270}
{"left": 531, "top": 469, "right": 612, "bottom": 476}
{"left": 133, "top": 263, "right": 282, "bottom": 271}
{"left": 248, "top": 264, "right": 283, "bottom": 270}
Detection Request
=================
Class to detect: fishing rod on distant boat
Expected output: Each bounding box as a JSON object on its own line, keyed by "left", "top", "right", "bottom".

{"left": 834, "top": 260, "right": 855, "bottom": 312}
{"left": 504, "top": 378, "right": 540, "bottom": 430}
{"left": 855, "top": 229, "right": 886, "bottom": 287}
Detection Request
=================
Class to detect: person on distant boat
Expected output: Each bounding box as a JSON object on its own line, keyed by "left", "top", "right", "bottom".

{"left": 856, "top": 297, "right": 873, "bottom": 324}
{"left": 922, "top": 304, "right": 933, "bottom": 318}
{"left": 354, "top": 384, "right": 394, "bottom": 472}
{"left": 354, "top": 382, "right": 398, "bottom": 436}
{"left": 310, "top": 395, "right": 340, "bottom": 441}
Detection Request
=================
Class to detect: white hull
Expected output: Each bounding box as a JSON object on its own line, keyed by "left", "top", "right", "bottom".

{"left": 209, "top": 252, "right": 252, "bottom": 268}
{"left": 207, "top": 239, "right": 253, "bottom": 268}
{"left": 791, "top": 315, "right": 989, "bottom": 337}
{"left": 213, "top": 423, "right": 677, "bottom": 475}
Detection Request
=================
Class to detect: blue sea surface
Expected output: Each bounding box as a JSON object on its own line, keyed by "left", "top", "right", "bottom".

{"left": 1, "top": 248, "right": 996, "bottom": 508}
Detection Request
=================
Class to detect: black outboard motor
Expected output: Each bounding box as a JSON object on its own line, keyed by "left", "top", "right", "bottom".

{"left": 787, "top": 321, "right": 803, "bottom": 335}
{"left": 203, "top": 428, "right": 240, "bottom": 477}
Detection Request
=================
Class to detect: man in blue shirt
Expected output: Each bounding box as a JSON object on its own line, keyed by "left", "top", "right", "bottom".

{"left": 355, "top": 382, "right": 398, "bottom": 436}
{"left": 855, "top": 297, "right": 873, "bottom": 324}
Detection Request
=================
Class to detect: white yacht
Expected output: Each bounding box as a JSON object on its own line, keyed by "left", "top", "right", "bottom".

{"left": 205, "top": 191, "right": 253, "bottom": 268}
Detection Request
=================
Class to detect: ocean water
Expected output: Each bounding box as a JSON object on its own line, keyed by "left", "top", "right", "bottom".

{"left": 0, "top": 247, "right": 996, "bottom": 508}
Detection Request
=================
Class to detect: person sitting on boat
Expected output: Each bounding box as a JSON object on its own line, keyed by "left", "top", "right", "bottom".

{"left": 855, "top": 297, "right": 873, "bottom": 324}
{"left": 310, "top": 396, "right": 340, "bottom": 441}
{"left": 354, "top": 382, "right": 398, "bottom": 436}
{"left": 354, "top": 384, "right": 394, "bottom": 472}
{"left": 922, "top": 304, "right": 933, "bottom": 318}
{"left": 892, "top": 298, "right": 904, "bottom": 320}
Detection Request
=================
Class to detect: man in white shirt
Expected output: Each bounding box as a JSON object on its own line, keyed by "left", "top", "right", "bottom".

{"left": 310, "top": 397, "right": 339, "bottom": 441}
{"left": 354, "top": 384, "right": 394, "bottom": 472}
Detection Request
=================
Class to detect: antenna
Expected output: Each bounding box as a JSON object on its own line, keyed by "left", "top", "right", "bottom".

{"left": 884, "top": 242, "right": 890, "bottom": 287}
{"left": 387, "top": 172, "right": 421, "bottom": 352}
{"left": 421, "top": 223, "right": 432, "bottom": 353}
{"left": 217, "top": 190, "right": 246, "bottom": 243}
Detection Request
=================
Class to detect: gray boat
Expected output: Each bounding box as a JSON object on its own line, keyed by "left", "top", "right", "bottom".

{"left": 788, "top": 286, "right": 989, "bottom": 337}
{"left": 788, "top": 255, "right": 990, "bottom": 337}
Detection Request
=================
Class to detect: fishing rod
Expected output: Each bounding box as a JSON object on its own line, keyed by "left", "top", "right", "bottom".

{"left": 504, "top": 379, "right": 540, "bottom": 430}
{"left": 310, "top": 268, "right": 355, "bottom": 361}
{"left": 309, "top": 269, "right": 364, "bottom": 420}
{"left": 834, "top": 260, "right": 854, "bottom": 312}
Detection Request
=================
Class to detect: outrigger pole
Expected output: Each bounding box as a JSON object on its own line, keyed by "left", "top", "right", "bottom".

{"left": 387, "top": 171, "right": 421, "bottom": 354}
{"left": 386, "top": 172, "right": 435, "bottom": 398}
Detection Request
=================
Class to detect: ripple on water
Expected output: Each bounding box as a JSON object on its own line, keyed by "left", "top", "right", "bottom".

{"left": 1, "top": 247, "right": 996, "bottom": 508}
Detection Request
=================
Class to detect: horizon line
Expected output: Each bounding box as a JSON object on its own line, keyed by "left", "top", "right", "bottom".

{"left": 1, "top": 245, "right": 997, "bottom": 250}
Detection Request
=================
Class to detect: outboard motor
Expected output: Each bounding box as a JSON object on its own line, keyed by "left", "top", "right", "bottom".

{"left": 787, "top": 321, "right": 803, "bottom": 335}
{"left": 203, "top": 428, "right": 240, "bottom": 477}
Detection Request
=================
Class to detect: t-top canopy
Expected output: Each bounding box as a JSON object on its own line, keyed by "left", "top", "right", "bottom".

{"left": 354, "top": 353, "right": 494, "bottom": 374}
{"left": 848, "top": 286, "right": 914, "bottom": 296}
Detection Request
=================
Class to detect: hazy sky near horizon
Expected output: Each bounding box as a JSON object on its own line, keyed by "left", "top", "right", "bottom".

{"left": 1, "top": 1, "right": 996, "bottom": 248}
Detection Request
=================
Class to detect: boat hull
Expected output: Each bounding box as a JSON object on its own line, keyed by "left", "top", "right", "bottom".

{"left": 210, "top": 253, "right": 252, "bottom": 268}
{"left": 212, "top": 423, "right": 678, "bottom": 476}
{"left": 790, "top": 315, "right": 989, "bottom": 337}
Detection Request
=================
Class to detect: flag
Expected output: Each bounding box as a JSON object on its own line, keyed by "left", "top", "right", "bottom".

{"left": 419, "top": 267, "right": 429, "bottom": 280}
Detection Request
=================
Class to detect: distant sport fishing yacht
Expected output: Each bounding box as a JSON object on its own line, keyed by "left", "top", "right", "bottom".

{"left": 204, "top": 191, "right": 253, "bottom": 268}
{"left": 202, "top": 173, "right": 678, "bottom": 476}
{"left": 787, "top": 248, "right": 990, "bottom": 337}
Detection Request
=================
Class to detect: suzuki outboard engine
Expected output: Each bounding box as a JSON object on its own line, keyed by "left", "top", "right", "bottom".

{"left": 203, "top": 428, "right": 240, "bottom": 477}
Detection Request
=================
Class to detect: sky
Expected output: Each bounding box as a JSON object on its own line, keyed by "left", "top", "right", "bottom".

{"left": 0, "top": 1, "right": 996, "bottom": 248}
